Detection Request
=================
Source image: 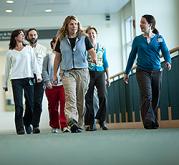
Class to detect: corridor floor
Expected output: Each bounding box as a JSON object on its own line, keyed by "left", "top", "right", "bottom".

{"left": 0, "top": 128, "right": 178, "bottom": 165}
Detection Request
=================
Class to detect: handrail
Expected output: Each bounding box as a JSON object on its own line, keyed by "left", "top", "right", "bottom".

{"left": 169, "top": 46, "right": 179, "bottom": 54}
{"left": 110, "top": 46, "right": 179, "bottom": 81}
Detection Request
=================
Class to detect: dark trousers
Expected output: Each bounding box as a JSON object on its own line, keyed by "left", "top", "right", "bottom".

{"left": 85, "top": 71, "right": 107, "bottom": 126}
{"left": 136, "top": 68, "right": 162, "bottom": 125}
{"left": 24, "top": 81, "right": 44, "bottom": 128}
{"left": 11, "top": 78, "right": 34, "bottom": 133}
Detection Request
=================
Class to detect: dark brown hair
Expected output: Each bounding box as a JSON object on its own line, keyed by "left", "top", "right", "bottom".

{"left": 9, "top": 29, "right": 25, "bottom": 49}
{"left": 142, "top": 14, "right": 159, "bottom": 34}
{"left": 25, "top": 28, "right": 38, "bottom": 40}
{"left": 50, "top": 37, "right": 57, "bottom": 49}
{"left": 86, "top": 26, "right": 98, "bottom": 34}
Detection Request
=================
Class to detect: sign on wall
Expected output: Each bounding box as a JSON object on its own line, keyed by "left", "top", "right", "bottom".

{"left": 0, "top": 31, "right": 11, "bottom": 41}
{"left": 0, "top": 29, "right": 58, "bottom": 41}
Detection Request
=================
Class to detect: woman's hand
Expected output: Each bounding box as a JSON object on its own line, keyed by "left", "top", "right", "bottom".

{"left": 46, "top": 82, "right": 53, "bottom": 89}
{"left": 106, "top": 78, "right": 110, "bottom": 87}
{"left": 37, "top": 78, "right": 42, "bottom": 83}
{"left": 3, "top": 87, "right": 8, "bottom": 92}
{"left": 165, "top": 62, "right": 171, "bottom": 71}
{"left": 123, "top": 74, "right": 129, "bottom": 84}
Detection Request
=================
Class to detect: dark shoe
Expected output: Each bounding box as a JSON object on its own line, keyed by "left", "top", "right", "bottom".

{"left": 144, "top": 118, "right": 159, "bottom": 129}
{"left": 144, "top": 119, "right": 154, "bottom": 129}
{"left": 70, "top": 123, "right": 82, "bottom": 133}
{"left": 85, "top": 126, "right": 90, "bottom": 131}
{"left": 85, "top": 124, "right": 97, "bottom": 131}
{"left": 25, "top": 125, "right": 32, "bottom": 134}
{"left": 78, "top": 127, "right": 83, "bottom": 131}
{"left": 33, "top": 127, "right": 40, "bottom": 134}
{"left": 99, "top": 122, "right": 108, "bottom": 130}
{"left": 68, "top": 118, "right": 81, "bottom": 133}
{"left": 17, "top": 129, "right": 25, "bottom": 135}
{"left": 101, "top": 125, "right": 108, "bottom": 130}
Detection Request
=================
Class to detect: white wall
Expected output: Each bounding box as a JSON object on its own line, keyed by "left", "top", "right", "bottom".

{"left": 133, "top": 0, "right": 179, "bottom": 49}
{"left": 0, "top": 56, "right": 14, "bottom": 132}
{"left": 0, "top": 14, "right": 121, "bottom": 76}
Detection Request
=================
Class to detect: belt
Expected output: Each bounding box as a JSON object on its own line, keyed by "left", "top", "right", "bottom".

{"left": 136, "top": 68, "right": 162, "bottom": 73}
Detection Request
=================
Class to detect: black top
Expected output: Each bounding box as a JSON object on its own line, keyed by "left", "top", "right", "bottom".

{"left": 55, "top": 36, "right": 93, "bottom": 53}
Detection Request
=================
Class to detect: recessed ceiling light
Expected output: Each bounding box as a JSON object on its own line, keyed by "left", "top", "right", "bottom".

{"left": 6, "top": 0, "right": 14, "bottom": 3}
{"left": 45, "top": 9, "right": 52, "bottom": 13}
{"left": 5, "top": 9, "right": 13, "bottom": 13}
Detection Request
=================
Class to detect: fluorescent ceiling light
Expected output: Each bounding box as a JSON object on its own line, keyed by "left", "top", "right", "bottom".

{"left": 6, "top": 0, "right": 14, "bottom": 3}
{"left": 5, "top": 9, "right": 13, "bottom": 13}
{"left": 45, "top": 9, "right": 52, "bottom": 12}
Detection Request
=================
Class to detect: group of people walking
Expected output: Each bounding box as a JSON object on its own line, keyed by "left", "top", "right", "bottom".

{"left": 3, "top": 14, "right": 171, "bottom": 135}
{"left": 3, "top": 15, "right": 109, "bottom": 135}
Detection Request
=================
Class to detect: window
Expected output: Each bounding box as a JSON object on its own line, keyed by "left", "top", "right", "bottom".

{"left": 123, "top": 16, "right": 134, "bottom": 68}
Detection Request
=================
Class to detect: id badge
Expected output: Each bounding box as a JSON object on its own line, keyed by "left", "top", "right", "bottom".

{"left": 29, "top": 79, "right": 33, "bottom": 86}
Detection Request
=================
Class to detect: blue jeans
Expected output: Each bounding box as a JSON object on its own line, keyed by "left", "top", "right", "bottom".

{"left": 136, "top": 68, "right": 162, "bottom": 125}
{"left": 11, "top": 78, "right": 34, "bottom": 133}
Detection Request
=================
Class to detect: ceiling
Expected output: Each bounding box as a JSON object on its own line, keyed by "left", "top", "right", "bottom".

{"left": 0, "top": 0, "right": 129, "bottom": 54}
{"left": 0, "top": 0, "right": 129, "bottom": 17}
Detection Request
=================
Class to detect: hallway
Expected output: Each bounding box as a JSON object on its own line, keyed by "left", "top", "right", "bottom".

{"left": 0, "top": 128, "right": 178, "bottom": 165}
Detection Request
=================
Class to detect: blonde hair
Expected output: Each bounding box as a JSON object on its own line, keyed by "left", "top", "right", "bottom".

{"left": 56, "top": 15, "right": 86, "bottom": 41}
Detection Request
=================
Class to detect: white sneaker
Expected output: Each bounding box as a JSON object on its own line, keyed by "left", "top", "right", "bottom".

{"left": 62, "top": 127, "right": 71, "bottom": 133}
{"left": 51, "top": 128, "right": 59, "bottom": 133}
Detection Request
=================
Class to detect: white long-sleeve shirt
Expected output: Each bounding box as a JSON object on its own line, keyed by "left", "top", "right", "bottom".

{"left": 33, "top": 43, "right": 47, "bottom": 73}
{"left": 3, "top": 45, "right": 41, "bottom": 88}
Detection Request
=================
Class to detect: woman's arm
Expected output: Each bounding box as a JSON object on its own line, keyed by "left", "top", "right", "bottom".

{"left": 88, "top": 48, "right": 97, "bottom": 64}
{"left": 53, "top": 51, "right": 61, "bottom": 81}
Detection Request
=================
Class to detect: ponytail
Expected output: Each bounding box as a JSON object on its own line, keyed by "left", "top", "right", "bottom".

{"left": 152, "top": 28, "right": 159, "bottom": 34}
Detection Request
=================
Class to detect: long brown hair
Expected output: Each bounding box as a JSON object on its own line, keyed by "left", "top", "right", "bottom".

{"left": 56, "top": 15, "right": 86, "bottom": 41}
{"left": 9, "top": 29, "right": 26, "bottom": 50}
